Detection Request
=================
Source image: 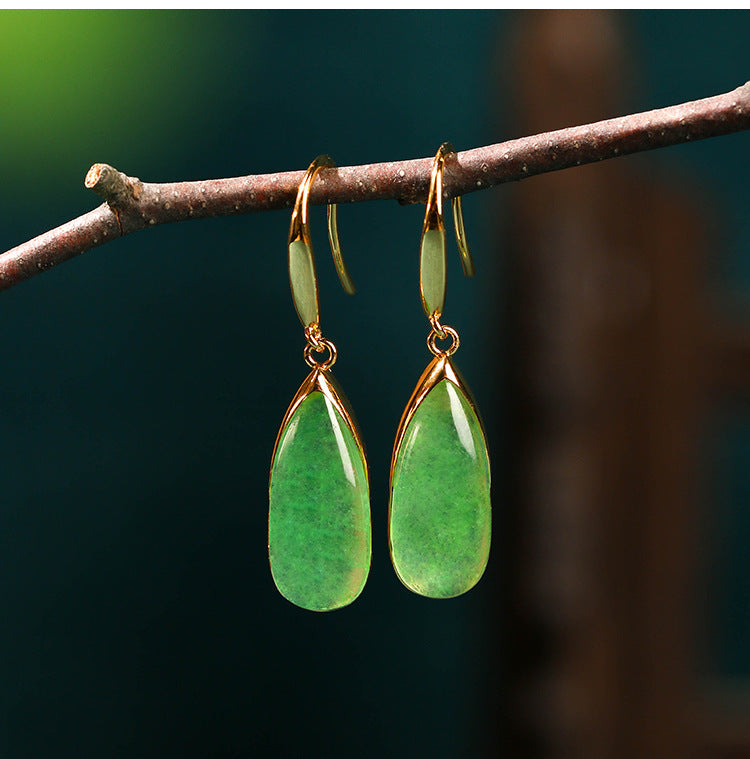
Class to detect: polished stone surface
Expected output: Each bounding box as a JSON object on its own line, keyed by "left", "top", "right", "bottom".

{"left": 420, "top": 228, "right": 446, "bottom": 317}
{"left": 269, "top": 390, "right": 370, "bottom": 611}
{"left": 288, "top": 239, "right": 318, "bottom": 327}
{"left": 390, "top": 378, "right": 490, "bottom": 598}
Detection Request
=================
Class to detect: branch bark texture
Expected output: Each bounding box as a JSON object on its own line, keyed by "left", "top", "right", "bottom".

{"left": 2, "top": 82, "right": 749, "bottom": 292}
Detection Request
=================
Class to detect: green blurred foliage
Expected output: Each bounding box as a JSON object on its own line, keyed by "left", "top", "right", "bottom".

{"left": 0, "top": 11, "right": 260, "bottom": 188}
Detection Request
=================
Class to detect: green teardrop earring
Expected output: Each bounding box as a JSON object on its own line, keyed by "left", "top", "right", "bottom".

{"left": 268, "top": 155, "right": 371, "bottom": 612}
{"left": 389, "top": 142, "right": 491, "bottom": 599}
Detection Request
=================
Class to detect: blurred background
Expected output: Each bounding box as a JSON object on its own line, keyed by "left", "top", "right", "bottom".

{"left": 0, "top": 10, "right": 748, "bottom": 758}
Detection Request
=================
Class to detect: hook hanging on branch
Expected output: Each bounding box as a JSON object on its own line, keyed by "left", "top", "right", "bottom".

{"left": 0, "top": 81, "right": 748, "bottom": 293}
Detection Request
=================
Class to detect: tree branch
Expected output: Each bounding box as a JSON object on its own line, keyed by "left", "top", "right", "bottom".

{"left": 2, "top": 81, "right": 749, "bottom": 292}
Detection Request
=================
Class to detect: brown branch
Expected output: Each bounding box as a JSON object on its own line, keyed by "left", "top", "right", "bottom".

{"left": 2, "top": 81, "right": 749, "bottom": 292}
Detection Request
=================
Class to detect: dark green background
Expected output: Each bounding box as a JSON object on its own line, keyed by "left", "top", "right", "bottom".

{"left": 0, "top": 11, "right": 747, "bottom": 757}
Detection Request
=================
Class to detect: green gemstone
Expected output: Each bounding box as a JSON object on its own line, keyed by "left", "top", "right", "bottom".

{"left": 269, "top": 389, "right": 371, "bottom": 611}
{"left": 390, "top": 378, "right": 491, "bottom": 598}
{"left": 288, "top": 239, "right": 319, "bottom": 327}
{"left": 420, "top": 228, "right": 446, "bottom": 317}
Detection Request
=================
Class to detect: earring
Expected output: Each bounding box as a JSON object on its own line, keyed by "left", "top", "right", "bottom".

{"left": 388, "top": 142, "right": 491, "bottom": 599}
{"left": 268, "top": 155, "right": 371, "bottom": 612}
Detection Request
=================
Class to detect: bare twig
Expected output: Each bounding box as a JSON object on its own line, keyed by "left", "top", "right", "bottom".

{"left": 1, "top": 81, "right": 748, "bottom": 292}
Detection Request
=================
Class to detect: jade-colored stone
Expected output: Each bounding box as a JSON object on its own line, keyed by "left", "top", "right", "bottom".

{"left": 420, "top": 228, "right": 446, "bottom": 317}
{"left": 288, "top": 239, "right": 318, "bottom": 326}
{"left": 390, "top": 378, "right": 491, "bottom": 598}
{"left": 269, "top": 390, "right": 370, "bottom": 611}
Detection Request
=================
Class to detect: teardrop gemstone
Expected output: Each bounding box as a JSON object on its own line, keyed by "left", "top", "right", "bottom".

{"left": 269, "top": 387, "right": 371, "bottom": 611}
{"left": 390, "top": 375, "right": 491, "bottom": 598}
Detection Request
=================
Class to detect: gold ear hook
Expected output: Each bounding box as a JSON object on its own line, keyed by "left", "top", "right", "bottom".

{"left": 419, "top": 142, "right": 475, "bottom": 319}
{"left": 288, "top": 155, "right": 356, "bottom": 328}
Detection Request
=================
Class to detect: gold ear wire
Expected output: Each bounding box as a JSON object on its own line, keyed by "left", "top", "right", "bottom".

{"left": 451, "top": 194, "right": 475, "bottom": 279}
{"left": 419, "top": 142, "right": 475, "bottom": 319}
{"left": 288, "top": 155, "right": 355, "bottom": 328}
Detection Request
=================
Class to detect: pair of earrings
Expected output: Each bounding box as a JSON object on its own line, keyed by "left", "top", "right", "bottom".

{"left": 268, "top": 144, "right": 491, "bottom": 612}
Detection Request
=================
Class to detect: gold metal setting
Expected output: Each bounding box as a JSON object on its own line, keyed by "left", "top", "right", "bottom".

{"left": 428, "top": 311, "right": 446, "bottom": 336}
{"left": 422, "top": 143, "right": 450, "bottom": 239}
{"left": 270, "top": 367, "right": 368, "bottom": 482}
{"left": 288, "top": 155, "right": 355, "bottom": 328}
{"left": 388, "top": 354, "right": 489, "bottom": 492}
{"left": 419, "top": 142, "right": 475, "bottom": 318}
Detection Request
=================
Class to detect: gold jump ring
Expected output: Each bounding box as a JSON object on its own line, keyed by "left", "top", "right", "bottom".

{"left": 427, "top": 324, "right": 459, "bottom": 357}
{"left": 304, "top": 338, "right": 337, "bottom": 369}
